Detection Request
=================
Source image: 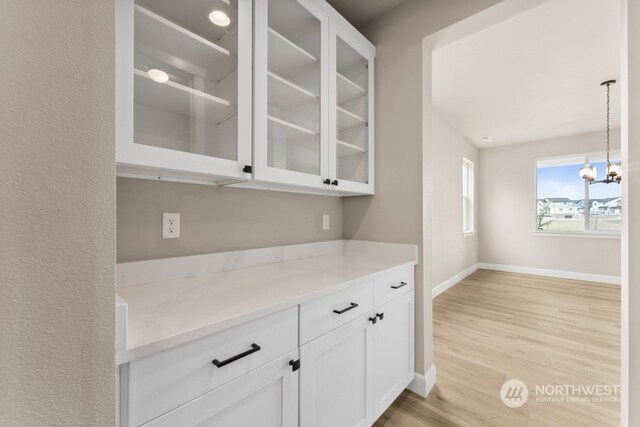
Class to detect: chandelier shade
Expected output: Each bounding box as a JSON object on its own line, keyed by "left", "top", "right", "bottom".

{"left": 580, "top": 80, "right": 621, "bottom": 185}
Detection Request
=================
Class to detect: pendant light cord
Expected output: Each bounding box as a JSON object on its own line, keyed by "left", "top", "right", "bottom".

{"left": 606, "top": 82, "right": 611, "bottom": 166}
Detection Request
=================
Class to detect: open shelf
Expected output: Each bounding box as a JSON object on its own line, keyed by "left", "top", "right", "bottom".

{"left": 268, "top": 27, "right": 319, "bottom": 90}
{"left": 268, "top": 72, "right": 318, "bottom": 107}
{"left": 135, "top": 4, "right": 236, "bottom": 81}
{"left": 268, "top": 115, "right": 318, "bottom": 138}
{"left": 337, "top": 72, "right": 365, "bottom": 104}
{"left": 268, "top": 27, "right": 317, "bottom": 62}
{"left": 336, "top": 139, "right": 365, "bottom": 157}
{"left": 134, "top": 70, "right": 235, "bottom": 125}
{"left": 337, "top": 106, "right": 366, "bottom": 131}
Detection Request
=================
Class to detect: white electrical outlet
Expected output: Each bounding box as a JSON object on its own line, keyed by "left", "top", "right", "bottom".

{"left": 322, "top": 214, "right": 330, "bottom": 231}
{"left": 163, "top": 213, "right": 180, "bottom": 239}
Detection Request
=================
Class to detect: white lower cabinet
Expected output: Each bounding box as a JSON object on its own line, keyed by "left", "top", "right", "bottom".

{"left": 120, "top": 268, "right": 415, "bottom": 427}
{"left": 144, "top": 351, "right": 299, "bottom": 427}
{"left": 299, "top": 313, "right": 374, "bottom": 427}
{"left": 372, "top": 291, "right": 415, "bottom": 420}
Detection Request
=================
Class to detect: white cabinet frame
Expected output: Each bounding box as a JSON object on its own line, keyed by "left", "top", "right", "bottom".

{"left": 328, "top": 19, "right": 375, "bottom": 195}
{"left": 253, "top": 0, "right": 330, "bottom": 190}
{"left": 115, "top": 0, "right": 253, "bottom": 183}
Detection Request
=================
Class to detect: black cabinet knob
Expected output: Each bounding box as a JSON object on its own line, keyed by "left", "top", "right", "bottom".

{"left": 323, "top": 178, "right": 331, "bottom": 185}
{"left": 331, "top": 180, "right": 339, "bottom": 186}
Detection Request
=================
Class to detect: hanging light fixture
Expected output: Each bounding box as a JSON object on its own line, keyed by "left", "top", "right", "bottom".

{"left": 580, "top": 80, "right": 622, "bottom": 184}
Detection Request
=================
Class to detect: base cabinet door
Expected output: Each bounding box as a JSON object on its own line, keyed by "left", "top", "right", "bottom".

{"left": 300, "top": 314, "right": 374, "bottom": 427}
{"left": 143, "top": 351, "right": 298, "bottom": 427}
{"left": 372, "top": 291, "right": 415, "bottom": 420}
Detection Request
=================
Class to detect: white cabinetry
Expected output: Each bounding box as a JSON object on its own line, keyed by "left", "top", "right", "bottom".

{"left": 116, "top": 0, "right": 374, "bottom": 195}
{"left": 119, "top": 267, "right": 414, "bottom": 427}
{"left": 253, "top": 0, "right": 329, "bottom": 190}
{"left": 299, "top": 313, "right": 374, "bottom": 427}
{"left": 298, "top": 267, "right": 414, "bottom": 426}
{"left": 373, "top": 291, "right": 415, "bottom": 419}
{"left": 328, "top": 17, "right": 374, "bottom": 194}
{"left": 144, "top": 351, "right": 299, "bottom": 427}
{"left": 116, "top": 0, "right": 253, "bottom": 183}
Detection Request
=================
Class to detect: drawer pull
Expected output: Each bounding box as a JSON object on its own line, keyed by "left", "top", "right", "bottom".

{"left": 376, "top": 312, "right": 384, "bottom": 321}
{"left": 212, "top": 343, "right": 261, "bottom": 368}
{"left": 369, "top": 316, "right": 378, "bottom": 324}
{"left": 391, "top": 281, "right": 408, "bottom": 289}
{"left": 333, "top": 302, "right": 358, "bottom": 314}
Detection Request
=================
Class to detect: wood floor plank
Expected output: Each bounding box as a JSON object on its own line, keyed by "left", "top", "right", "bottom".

{"left": 374, "top": 270, "right": 620, "bottom": 427}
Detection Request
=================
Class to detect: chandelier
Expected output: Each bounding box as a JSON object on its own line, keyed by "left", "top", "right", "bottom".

{"left": 579, "top": 80, "right": 622, "bottom": 184}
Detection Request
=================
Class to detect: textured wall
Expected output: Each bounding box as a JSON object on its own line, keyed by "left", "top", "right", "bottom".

{"left": 478, "top": 130, "right": 621, "bottom": 277}
{"left": 623, "top": 0, "right": 640, "bottom": 424}
{"left": 117, "top": 178, "right": 343, "bottom": 262}
{"left": 430, "top": 115, "right": 479, "bottom": 287}
{"left": 343, "top": 0, "right": 501, "bottom": 375}
{"left": 0, "top": 1, "right": 115, "bottom": 425}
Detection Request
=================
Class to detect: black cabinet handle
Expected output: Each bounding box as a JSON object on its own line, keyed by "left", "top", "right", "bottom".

{"left": 212, "top": 343, "right": 260, "bottom": 368}
{"left": 323, "top": 178, "right": 331, "bottom": 185}
{"left": 376, "top": 312, "right": 384, "bottom": 321}
{"left": 332, "top": 180, "right": 339, "bottom": 186}
{"left": 333, "top": 302, "right": 358, "bottom": 314}
{"left": 369, "top": 316, "right": 378, "bottom": 324}
{"left": 391, "top": 281, "right": 408, "bottom": 289}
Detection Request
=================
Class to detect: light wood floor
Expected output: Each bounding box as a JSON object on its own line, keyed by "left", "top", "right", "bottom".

{"left": 374, "top": 269, "right": 621, "bottom": 427}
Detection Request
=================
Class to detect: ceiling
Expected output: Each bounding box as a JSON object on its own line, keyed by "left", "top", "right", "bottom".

{"left": 432, "top": 0, "right": 621, "bottom": 148}
{"left": 326, "top": 0, "right": 408, "bottom": 28}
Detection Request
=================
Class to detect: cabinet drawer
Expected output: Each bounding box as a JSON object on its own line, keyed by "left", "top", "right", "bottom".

{"left": 300, "top": 281, "right": 374, "bottom": 344}
{"left": 143, "top": 350, "right": 299, "bottom": 427}
{"left": 128, "top": 307, "right": 298, "bottom": 426}
{"left": 374, "top": 267, "right": 414, "bottom": 307}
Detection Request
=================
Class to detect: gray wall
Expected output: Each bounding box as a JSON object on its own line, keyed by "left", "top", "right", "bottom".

{"left": 117, "top": 178, "right": 343, "bottom": 262}
{"left": 478, "top": 130, "right": 621, "bottom": 277}
{"left": 0, "top": 1, "right": 115, "bottom": 424}
{"left": 430, "top": 114, "right": 479, "bottom": 286}
{"left": 343, "top": 0, "right": 501, "bottom": 376}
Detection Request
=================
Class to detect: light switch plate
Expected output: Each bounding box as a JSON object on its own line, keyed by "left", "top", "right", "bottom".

{"left": 322, "top": 214, "right": 330, "bottom": 231}
{"left": 163, "top": 213, "right": 180, "bottom": 239}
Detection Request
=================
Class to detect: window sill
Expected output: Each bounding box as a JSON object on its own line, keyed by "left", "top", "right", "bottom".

{"left": 463, "top": 230, "right": 477, "bottom": 237}
{"left": 533, "top": 231, "right": 621, "bottom": 239}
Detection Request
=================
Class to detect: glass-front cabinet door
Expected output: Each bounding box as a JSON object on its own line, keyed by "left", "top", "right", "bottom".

{"left": 116, "top": 0, "right": 252, "bottom": 181}
{"left": 253, "top": 0, "right": 329, "bottom": 189}
{"left": 329, "top": 20, "right": 374, "bottom": 194}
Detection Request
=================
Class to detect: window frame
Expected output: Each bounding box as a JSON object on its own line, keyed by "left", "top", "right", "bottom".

{"left": 534, "top": 151, "right": 621, "bottom": 237}
{"left": 462, "top": 157, "right": 475, "bottom": 235}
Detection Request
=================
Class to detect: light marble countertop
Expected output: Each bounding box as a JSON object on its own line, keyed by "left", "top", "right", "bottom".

{"left": 116, "top": 241, "right": 417, "bottom": 365}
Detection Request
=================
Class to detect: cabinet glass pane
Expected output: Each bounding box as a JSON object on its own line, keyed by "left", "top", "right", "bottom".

{"left": 134, "top": 0, "right": 238, "bottom": 160}
{"left": 267, "top": 0, "right": 321, "bottom": 176}
{"left": 335, "top": 36, "right": 368, "bottom": 184}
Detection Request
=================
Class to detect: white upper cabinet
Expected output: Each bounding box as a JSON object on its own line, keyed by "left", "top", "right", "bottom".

{"left": 328, "top": 18, "right": 375, "bottom": 195}
{"left": 116, "top": 0, "right": 375, "bottom": 194}
{"left": 116, "top": 0, "right": 253, "bottom": 182}
{"left": 253, "top": 0, "right": 329, "bottom": 190}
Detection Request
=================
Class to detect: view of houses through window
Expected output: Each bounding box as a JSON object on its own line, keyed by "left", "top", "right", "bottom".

{"left": 536, "top": 155, "right": 621, "bottom": 233}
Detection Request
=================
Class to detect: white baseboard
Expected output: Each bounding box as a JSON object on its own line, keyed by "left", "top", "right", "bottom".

{"left": 478, "top": 263, "right": 621, "bottom": 285}
{"left": 432, "top": 264, "right": 479, "bottom": 298}
{"left": 406, "top": 364, "right": 437, "bottom": 397}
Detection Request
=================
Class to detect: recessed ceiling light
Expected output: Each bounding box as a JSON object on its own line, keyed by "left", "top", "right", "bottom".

{"left": 482, "top": 136, "right": 492, "bottom": 142}
{"left": 147, "top": 68, "right": 169, "bottom": 83}
{"left": 209, "top": 10, "right": 230, "bottom": 27}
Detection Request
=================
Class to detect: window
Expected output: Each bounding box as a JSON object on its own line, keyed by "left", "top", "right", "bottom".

{"left": 462, "top": 158, "right": 475, "bottom": 233}
{"left": 536, "top": 153, "right": 621, "bottom": 233}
